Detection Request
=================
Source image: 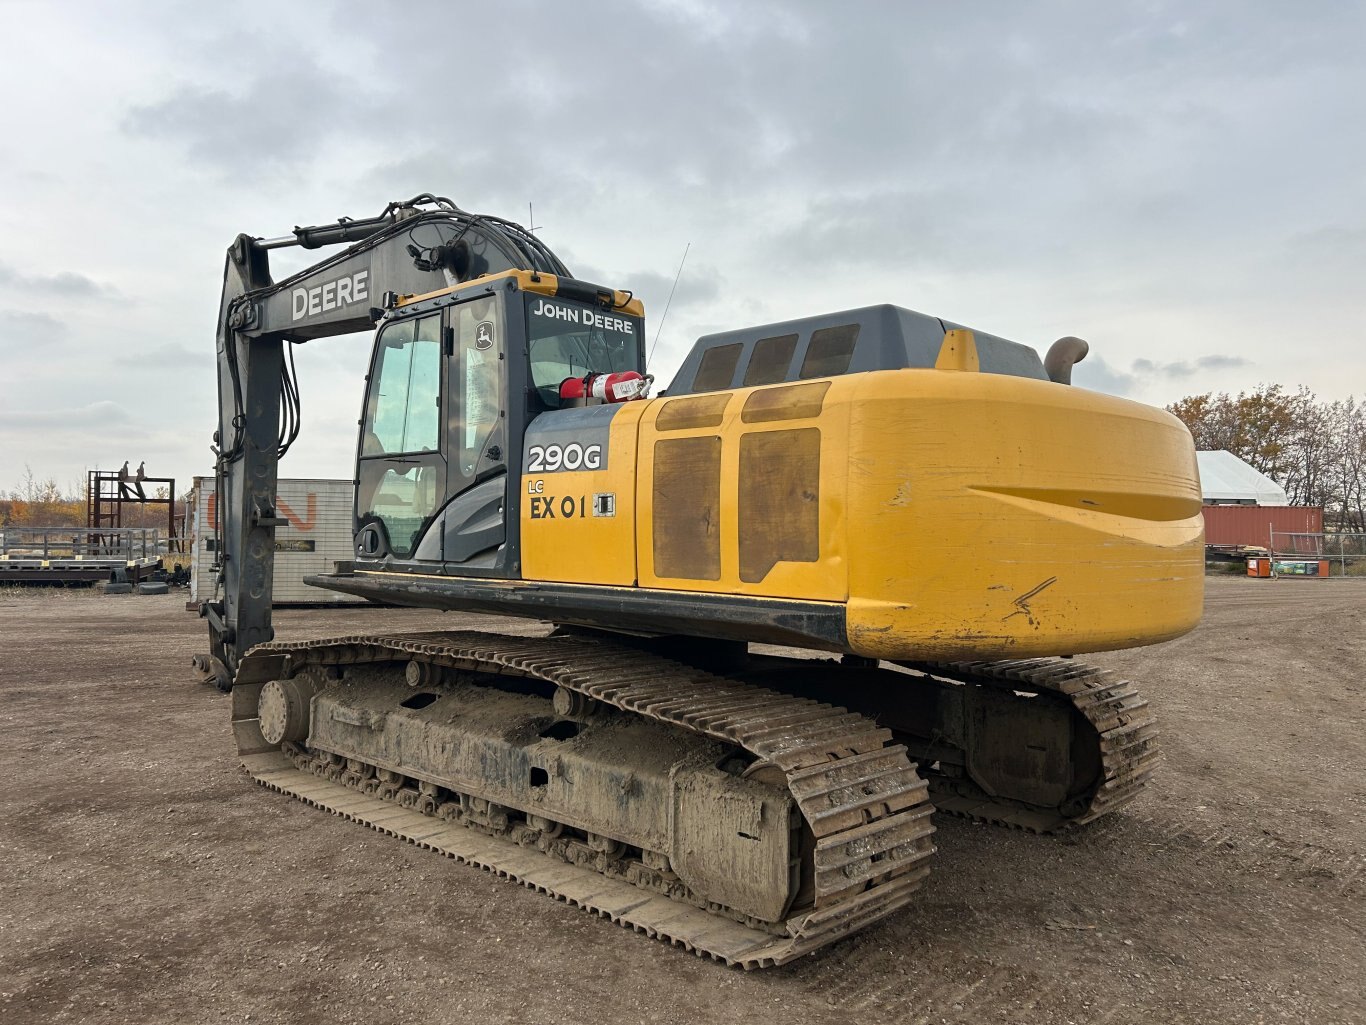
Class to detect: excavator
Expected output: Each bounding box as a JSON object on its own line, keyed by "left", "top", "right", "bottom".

{"left": 204, "top": 194, "right": 1203, "bottom": 967}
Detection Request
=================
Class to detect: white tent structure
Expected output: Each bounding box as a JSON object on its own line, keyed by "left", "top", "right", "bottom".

{"left": 1197, "top": 450, "right": 1289, "bottom": 505}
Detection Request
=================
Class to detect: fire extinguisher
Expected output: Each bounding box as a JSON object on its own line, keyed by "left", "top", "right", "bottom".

{"left": 559, "top": 371, "right": 654, "bottom": 404}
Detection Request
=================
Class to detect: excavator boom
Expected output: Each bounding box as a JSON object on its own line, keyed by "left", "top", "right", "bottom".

{"left": 207, "top": 195, "right": 576, "bottom": 685}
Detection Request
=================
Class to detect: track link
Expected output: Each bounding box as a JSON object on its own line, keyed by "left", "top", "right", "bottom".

{"left": 233, "top": 631, "right": 936, "bottom": 967}
{"left": 896, "top": 658, "right": 1161, "bottom": 832}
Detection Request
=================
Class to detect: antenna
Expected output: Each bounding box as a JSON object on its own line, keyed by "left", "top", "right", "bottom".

{"left": 527, "top": 202, "right": 542, "bottom": 233}
{"left": 648, "top": 242, "right": 690, "bottom": 366}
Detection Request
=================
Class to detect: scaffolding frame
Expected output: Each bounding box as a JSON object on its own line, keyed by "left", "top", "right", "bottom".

{"left": 86, "top": 470, "right": 181, "bottom": 553}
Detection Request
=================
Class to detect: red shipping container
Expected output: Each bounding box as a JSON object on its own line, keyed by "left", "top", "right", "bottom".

{"left": 1202, "top": 505, "right": 1324, "bottom": 549}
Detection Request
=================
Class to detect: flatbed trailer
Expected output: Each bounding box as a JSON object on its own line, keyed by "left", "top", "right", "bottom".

{"left": 0, "top": 527, "right": 165, "bottom": 584}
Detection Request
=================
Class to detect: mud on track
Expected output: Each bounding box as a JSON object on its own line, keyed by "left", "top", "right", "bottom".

{"left": 1, "top": 577, "right": 1363, "bottom": 1024}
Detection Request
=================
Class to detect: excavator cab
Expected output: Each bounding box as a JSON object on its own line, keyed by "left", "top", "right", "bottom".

{"left": 353, "top": 277, "right": 644, "bottom": 573}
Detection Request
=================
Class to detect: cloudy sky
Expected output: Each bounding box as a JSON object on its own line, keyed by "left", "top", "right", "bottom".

{"left": 1, "top": 1, "right": 1362, "bottom": 495}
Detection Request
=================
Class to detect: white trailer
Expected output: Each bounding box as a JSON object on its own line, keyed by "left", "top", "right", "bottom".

{"left": 187, "top": 476, "right": 365, "bottom": 605}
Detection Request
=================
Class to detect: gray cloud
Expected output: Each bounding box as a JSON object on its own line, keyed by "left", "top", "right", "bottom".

{"left": 1073, "top": 354, "right": 1137, "bottom": 396}
{"left": 1077, "top": 353, "right": 1254, "bottom": 396}
{"left": 123, "top": 60, "right": 387, "bottom": 180}
{"left": 113, "top": 343, "right": 207, "bottom": 372}
{"left": 0, "top": 309, "right": 67, "bottom": 336}
{"left": 1133, "top": 354, "right": 1252, "bottom": 378}
{"left": 771, "top": 190, "right": 965, "bottom": 272}
{"left": 568, "top": 258, "right": 722, "bottom": 315}
{"left": 1289, "top": 224, "right": 1366, "bottom": 255}
{"left": 0, "top": 400, "right": 133, "bottom": 431}
{"left": 0, "top": 262, "right": 116, "bottom": 299}
{"left": 112, "top": 2, "right": 1366, "bottom": 290}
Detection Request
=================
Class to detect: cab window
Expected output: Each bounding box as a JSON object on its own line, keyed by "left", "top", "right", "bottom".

{"left": 449, "top": 295, "right": 504, "bottom": 479}
{"left": 526, "top": 295, "right": 643, "bottom": 407}
{"left": 363, "top": 317, "right": 442, "bottom": 455}
{"left": 358, "top": 315, "right": 445, "bottom": 557}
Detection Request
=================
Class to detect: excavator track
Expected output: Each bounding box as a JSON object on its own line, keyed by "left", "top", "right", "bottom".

{"left": 231, "top": 631, "right": 936, "bottom": 968}
{"left": 722, "top": 651, "right": 1160, "bottom": 836}
{"left": 897, "top": 658, "right": 1161, "bottom": 833}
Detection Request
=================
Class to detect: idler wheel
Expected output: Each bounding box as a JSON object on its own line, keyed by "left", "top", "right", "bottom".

{"left": 553, "top": 686, "right": 597, "bottom": 719}
{"left": 405, "top": 660, "right": 446, "bottom": 688}
{"left": 257, "top": 678, "right": 316, "bottom": 745}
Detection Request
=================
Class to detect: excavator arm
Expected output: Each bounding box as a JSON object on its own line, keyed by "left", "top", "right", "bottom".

{"left": 204, "top": 195, "right": 569, "bottom": 689}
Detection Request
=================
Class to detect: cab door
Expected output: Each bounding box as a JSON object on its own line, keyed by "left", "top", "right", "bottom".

{"left": 438, "top": 293, "right": 509, "bottom": 569}
{"left": 355, "top": 313, "right": 446, "bottom": 562}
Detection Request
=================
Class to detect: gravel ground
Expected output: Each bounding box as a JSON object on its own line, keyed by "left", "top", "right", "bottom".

{"left": 1, "top": 577, "right": 1362, "bottom": 1024}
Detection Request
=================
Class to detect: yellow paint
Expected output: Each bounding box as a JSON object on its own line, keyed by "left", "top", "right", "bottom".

{"left": 838, "top": 370, "right": 1203, "bottom": 659}
{"left": 933, "top": 329, "right": 980, "bottom": 372}
{"left": 520, "top": 401, "right": 646, "bottom": 585}
{"left": 521, "top": 363, "right": 1203, "bottom": 660}
{"left": 634, "top": 388, "right": 849, "bottom": 601}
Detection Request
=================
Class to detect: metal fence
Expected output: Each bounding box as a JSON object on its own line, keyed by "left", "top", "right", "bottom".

{"left": 1269, "top": 531, "right": 1366, "bottom": 576}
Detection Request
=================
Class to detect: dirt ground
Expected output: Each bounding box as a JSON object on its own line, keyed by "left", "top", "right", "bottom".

{"left": 1, "top": 577, "right": 1362, "bottom": 1025}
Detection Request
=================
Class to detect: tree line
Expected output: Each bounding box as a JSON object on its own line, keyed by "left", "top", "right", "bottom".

{"left": 1167, "top": 385, "right": 1365, "bottom": 530}
{"left": 1, "top": 466, "right": 180, "bottom": 529}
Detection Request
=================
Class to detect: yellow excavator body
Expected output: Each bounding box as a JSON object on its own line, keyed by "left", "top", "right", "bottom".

{"left": 521, "top": 334, "right": 1204, "bottom": 660}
